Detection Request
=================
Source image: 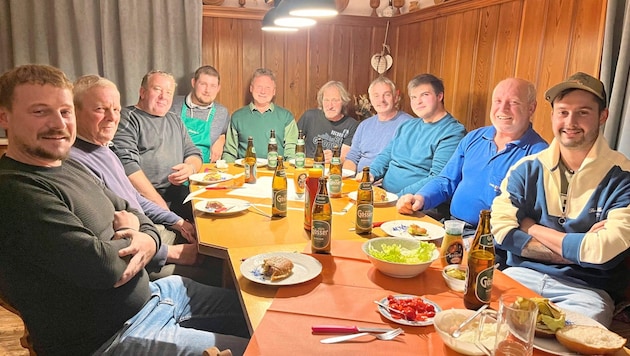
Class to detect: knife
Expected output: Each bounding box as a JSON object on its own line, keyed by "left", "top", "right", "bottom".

{"left": 311, "top": 325, "right": 396, "bottom": 334}
{"left": 348, "top": 221, "right": 385, "bottom": 231}
{"left": 183, "top": 173, "right": 244, "bottom": 203}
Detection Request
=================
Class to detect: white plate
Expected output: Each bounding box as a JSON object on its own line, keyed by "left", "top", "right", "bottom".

{"left": 194, "top": 198, "right": 250, "bottom": 215}
{"left": 240, "top": 252, "right": 323, "bottom": 286}
{"left": 377, "top": 294, "right": 441, "bottom": 326}
{"left": 380, "top": 220, "right": 445, "bottom": 241}
{"left": 234, "top": 158, "right": 268, "bottom": 167}
{"left": 533, "top": 309, "right": 604, "bottom": 355}
{"left": 287, "top": 158, "right": 315, "bottom": 168}
{"left": 348, "top": 190, "right": 398, "bottom": 205}
{"left": 341, "top": 169, "right": 355, "bottom": 178}
{"left": 189, "top": 172, "right": 233, "bottom": 184}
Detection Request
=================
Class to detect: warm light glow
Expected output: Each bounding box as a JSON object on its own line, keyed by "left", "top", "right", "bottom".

{"left": 262, "top": 25, "right": 299, "bottom": 32}
{"left": 262, "top": 6, "right": 300, "bottom": 32}
{"left": 287, "top": 0, "right": 338, "bottom": 18}
{"left": 290, "top": 9, "right": 338, "bottom": 17}
{"left": 274, "top": 16, "right": 316, "bottom": 28}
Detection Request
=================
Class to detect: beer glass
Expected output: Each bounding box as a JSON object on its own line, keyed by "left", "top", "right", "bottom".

{"left": 476, "top": 295, "right": 538, "bottom": 356}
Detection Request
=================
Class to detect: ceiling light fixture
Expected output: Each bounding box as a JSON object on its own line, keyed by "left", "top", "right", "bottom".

{"left": 288, "top": 0, "right": 338, "bottom": 18}
{"left": 261, "top": 6, "right": 299, "bottom": 32}
{"left": 273, "top": 0, "right": 317, "bottom": 28}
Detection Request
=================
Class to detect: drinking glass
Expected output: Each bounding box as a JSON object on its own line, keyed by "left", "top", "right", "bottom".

{"left": 476, "top": 295, "right": 538, "bottom": 356}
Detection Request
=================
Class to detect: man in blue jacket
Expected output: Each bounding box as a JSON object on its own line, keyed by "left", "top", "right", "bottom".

{"left": 491, "top": 72, "right": 630, "bottom": 326}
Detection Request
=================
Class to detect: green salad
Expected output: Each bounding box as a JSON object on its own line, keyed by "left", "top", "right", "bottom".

{"left": 368, "top": 241, "right": 436, "bottom": 264}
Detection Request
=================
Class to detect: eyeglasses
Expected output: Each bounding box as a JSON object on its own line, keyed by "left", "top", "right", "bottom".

{"left": 322, "top": 98, "right": 341, "bottom": 104}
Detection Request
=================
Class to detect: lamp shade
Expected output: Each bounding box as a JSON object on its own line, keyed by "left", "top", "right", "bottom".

{"left": 262, "top": 7, "right": 299, "bottom": 32}
{"left": 273, "top": 0, "right": 317, "bottom": 28}
{"left": 288, "top": 0, "right": 338, "bottom": 17}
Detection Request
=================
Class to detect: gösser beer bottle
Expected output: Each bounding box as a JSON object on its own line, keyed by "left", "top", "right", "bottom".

{"left": 464, "top": 210, "right": 495, "bottom": 310}
{"left": 267, "top": 129, "right": 278, "bottom": 169}
{"left": 271, "top": 156, "right": 287, "bottom": 218}
{"left": 244, "top": 136, "right": 257, "bottom": 184}
{"left": 328, "top": 145, "right": 342, "bottom": 198}
{"left": 314, "top": 137, "right": 325, "bottom": 174}
{"left": 295, "top": 130, "right": 306, "bottom": 168}
{"left": 355, "top": 167, "right": 373, "bottom": 235}
{"left": 311, "top": 176, "right": 331, "bottom": 254}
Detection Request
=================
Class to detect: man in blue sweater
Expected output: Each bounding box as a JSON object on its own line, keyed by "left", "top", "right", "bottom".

{"left": 370, "top": 73, "right": 467, "bottom": 196}
{"left": 491, "top": 72, "right": 630, "bottom": 326}
{"left": 397, "top": 78, "right": 547, "bottom": 240}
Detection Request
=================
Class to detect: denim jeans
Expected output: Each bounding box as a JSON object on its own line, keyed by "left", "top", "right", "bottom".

{"left": 94, "top": 275, "right": 250, "bottom": 355}
{"left": 503, "top": 266, "right": 615, "bottom": 326}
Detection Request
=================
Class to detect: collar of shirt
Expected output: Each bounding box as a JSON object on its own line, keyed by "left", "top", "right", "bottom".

{"left": 249, "top": 102, "right": 275, "bottom": 113}
{"left": 185, "top": 93, "right": 213, "bottom": 110}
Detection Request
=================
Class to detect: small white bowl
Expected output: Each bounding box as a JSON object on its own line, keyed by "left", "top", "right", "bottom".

{"left": 434, "top": 308, "right": 489, "bottom": 356}
{"left": 361, "top": 237, "right": 439, "bottom": 278}
{"left": 442, "top": 264, "right": 467, "bottom": 292}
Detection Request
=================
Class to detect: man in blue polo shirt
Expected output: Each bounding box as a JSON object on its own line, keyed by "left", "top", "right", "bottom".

{"left": 397, "top": 78, "right": 548, "bottom": 242}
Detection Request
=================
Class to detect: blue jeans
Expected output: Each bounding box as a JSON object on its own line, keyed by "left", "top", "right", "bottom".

{"left": 503, "top": 267, "right": 615, "bottom": 326}
{"left": 94, "top": 276, "right": 249, "bottom": 355}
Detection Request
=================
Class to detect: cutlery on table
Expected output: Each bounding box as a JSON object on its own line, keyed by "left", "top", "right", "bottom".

{"left": 340, "top": 202, "right": 354, "bottom": 213}
{"left": 311, "top": 325, "right": 400, "bottom": 334}
{"left": 320, "top": 328, "right": 403, "bottom": 344}
{"left": 248, "top": 204, "right": 272, "bottom": 218}
{"left": 373, "top": 300, "right": 412, "bottom": 320}
{"left": 348, "top": 221, "right": 385, "bottom": 231}
{"left": 450, "top": 304, "right": 488, "bottom": 338}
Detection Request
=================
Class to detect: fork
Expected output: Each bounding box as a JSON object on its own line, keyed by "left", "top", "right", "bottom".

{"left": 320, "top": 328, "right": 403, "bottom": 344}
{"left": 247, "top": 204, "right": 272, "bottom": 218}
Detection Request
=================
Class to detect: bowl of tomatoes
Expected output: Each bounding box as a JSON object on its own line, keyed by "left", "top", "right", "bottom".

{"left": 376, "top": 294, "right": 441, "bottom": 326}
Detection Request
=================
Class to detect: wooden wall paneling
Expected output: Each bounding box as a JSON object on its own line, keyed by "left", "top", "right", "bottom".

{"left": 452, "top": 7, "right": 481, "bottom": 129}
{"left": 215, "top": 18, "right": 246, "bottom": 110}
{"left": 303, "top": 24, "right": 333, "bottom": 114}
{"left": 284, "top": 30, "right": 310, "bottom": 118}
{"left": 428, "top": 17, "right": 448, "bottom": 79}
{"left": 514, "top": 0, "right": 547, "bottom": 83}
{"left": 566, "top": 0, "right": 606, "bottom": 76}
{"left": 491, "top": 1, "right": 523, "bottom": 83}
{"left": 440, "top": 12, "right": 465, "bottom": 117}
{"left": 348, "top": 25, "right": 376, "bottom": 97}
{"left": 327, "top": 25, "right": 353, "bottom": 89}
{"left": 263, "top": 32, "right": 290, "bottom": 107}
{"left": 240, "top": 20, "right": 265, "bottom": 107}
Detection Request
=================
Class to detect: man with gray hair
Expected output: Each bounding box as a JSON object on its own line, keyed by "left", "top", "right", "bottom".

{"left": 343, "top": 76, "right": 413, "bottom": 174}
{"left": 170, "top": 65, "right": 230, "bottom": 163}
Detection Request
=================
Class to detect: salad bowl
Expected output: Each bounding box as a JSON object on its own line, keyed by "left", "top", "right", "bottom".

{"left": 361, "top": 237, "right": 439, "bottom": 278}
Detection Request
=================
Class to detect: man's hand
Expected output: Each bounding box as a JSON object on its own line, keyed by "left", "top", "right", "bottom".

{"left": 113, "top": 211, "right": 140, "bottom": 231}
{"left": 397, "top": 194, "right": 424, "bottom": 215}
{"left": 589, "top": 219, "right": 607, "bottom": 233}
{"left": 113, "top": 230, "right": 157, "bottom": 287}
{"left": 166, "top": 243, "right": 203, "bottom": 265}
{"left": 168, "top": 163, "right": 195, "bottom": 186}
{"left": 172, "top": 219, "right": 197, "bottom": 243}
{"left": 210, "top": 134, "right": 226, "bottom": 163}
{"left": 323, "top": 149, "right": 333, "bottom": 164}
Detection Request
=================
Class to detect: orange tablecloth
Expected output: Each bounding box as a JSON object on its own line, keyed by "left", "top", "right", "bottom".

{"left": 243, "top": 240, "right": 541, "bottom": 356}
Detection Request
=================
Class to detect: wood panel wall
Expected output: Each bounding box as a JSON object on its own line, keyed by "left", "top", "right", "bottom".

{"left": 202, "top": 0, "right": 606, "bottom": 142}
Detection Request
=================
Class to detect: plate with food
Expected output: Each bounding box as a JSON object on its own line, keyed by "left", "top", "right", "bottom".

{"left": 240, "top": 252, "right": 323, "bottom": 286}
{"left": 530, "top": 298, "right": 624, "bottom": 355}
{"left": 194, "top": 198, "right": 250, "bottom": 215}
{"left": 189, "top": 172, "right": 233, "bottom": 184}
{"left": 234, "top": 158, "right": 268, "bottom": 167}
{"left": 347, "top": 186, "right": 398, "bottom": 205}
{"left": 380, "top": 220, "right": 445, "bottom": 241}
{"left": 377, "top": 294, "right": 441, "bottom": 326}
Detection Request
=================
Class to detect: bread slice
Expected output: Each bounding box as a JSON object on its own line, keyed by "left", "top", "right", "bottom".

{"left": 555, "top": 325, "right": 626, "bottom": 355}
{"left": 262, "top": 256, "right": 294, "bottom": 281}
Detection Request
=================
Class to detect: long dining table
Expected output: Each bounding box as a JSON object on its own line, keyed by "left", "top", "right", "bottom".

{"left": 190, "top": 163, "right": 623, "bottom": 356}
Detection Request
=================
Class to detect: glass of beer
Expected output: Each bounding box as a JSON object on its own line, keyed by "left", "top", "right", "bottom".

{"left": 476, "top": 295, "right": 538, "bottom": 356}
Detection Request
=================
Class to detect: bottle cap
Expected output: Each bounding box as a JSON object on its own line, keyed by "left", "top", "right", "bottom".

{"left": 308, "top": 168, "right": 323, "bottom": 178}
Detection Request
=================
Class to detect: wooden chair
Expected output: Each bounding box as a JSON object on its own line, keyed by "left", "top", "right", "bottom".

{"left": 0, "top": 293, "right": 36, "bottom": 355}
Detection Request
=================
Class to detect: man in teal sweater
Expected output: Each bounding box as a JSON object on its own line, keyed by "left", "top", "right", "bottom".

{"left": 370, "top": 73, "right": 466, "bottom": 196}
{"left": 222, "top": 68, "right": 298, "bottom": 162}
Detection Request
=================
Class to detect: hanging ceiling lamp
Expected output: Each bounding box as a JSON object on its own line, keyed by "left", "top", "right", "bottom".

{"left": 261, "top": 6, "right": 299, "bottom": 32}
{"left": 273, "top": 0, "right": 317, "bottom": 28}
{"left": 287, "top": 0, "right": 338, "bottom": 18}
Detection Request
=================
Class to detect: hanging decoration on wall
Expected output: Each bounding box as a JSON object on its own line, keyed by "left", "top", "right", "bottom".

{"left": 370, "top": 21, "right": 393, "bottom": 74}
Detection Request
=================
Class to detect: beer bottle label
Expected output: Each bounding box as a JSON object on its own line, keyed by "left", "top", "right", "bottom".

{"left": 359, "top": 181, "right": 372, "bottom": 190}
{"left": 356, "top": 204, "right": 373, "bottom": 230}
{"left": 244, "top": 163, "right": 251, "bottom": 179}
{"left": 267, "top": 151, "right": 278, "bottom": 168}
{"left": 474, "top": 266, "right": 494, "bottom": 303}
{"left": 295, "top": 152, "right": 306, "bottom": 168}
{"left": 444, "top": 242, "right": 464, "bottom": 265}
{"left": 480, "top": 234, "right": 493, "bottom": 248}
{"left": 331, "top": 157, "right": 341, "bottom": 165}
{"left": 313, "top": 161, "right": 324, "bottom": 171}
{"left": 328, "top": 174, "right": 342, "bottom": 194}
{"left": 273, "top": 189, "right": 287, "bottom": 212}
{"left": 311, "top": 220, "right": 331, "bottom": 249}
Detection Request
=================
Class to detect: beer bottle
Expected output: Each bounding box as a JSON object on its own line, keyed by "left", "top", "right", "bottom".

{"left": 328, "top": 145, "right": 342, "bottom": 198}
{"left": 267, "top": 129, "right": 278, "bottom": 169}
{"left": 311, "top": 176, "right": 332, "bottom": 254}
{"left": 271, "top": 156, "right": 287, "bottom": 218}
{"left": 355, "top": 167, "right": 374, "bottom": 235}
{"left": 314, "top": 137, "right": 325, "bottom": 175}
{"left": 303, "top": 168, "right": 323, "bottom": 231}
{"left": 295, "top": 130, "right": 306, "bottom": 168}
{"left": 244, "top": 136, "right": 257, "bottom": 184}
{"left": 464, "top": 210, "right": 495, "bottom": 310}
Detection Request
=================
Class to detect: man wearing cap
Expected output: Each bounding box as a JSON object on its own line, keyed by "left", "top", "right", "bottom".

{"left": 491, "top": 72, "right": 630, "bottom": 326}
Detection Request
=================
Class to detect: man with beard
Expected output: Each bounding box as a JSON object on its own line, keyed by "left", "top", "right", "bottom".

{"left": 491, "top": 72, "right": 630, "bottom": 327}
{"left": 170, "top": 65, "right": 230, "bottom": 163}
{"left": 112, "top": 70, "right": 202, "bottom": 221}
{"left": 0, "top": 64, "right": 249, "bottom": 355}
